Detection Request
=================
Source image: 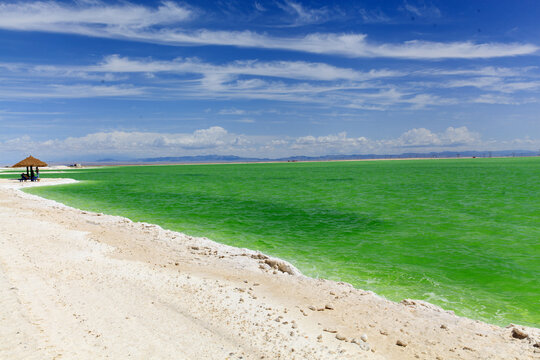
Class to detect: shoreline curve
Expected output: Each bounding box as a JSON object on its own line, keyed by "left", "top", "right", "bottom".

{"left": 0, "top": 177, "right": 538, "bottom": 359}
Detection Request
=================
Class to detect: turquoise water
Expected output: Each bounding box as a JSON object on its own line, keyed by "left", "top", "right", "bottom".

{"left": 11, "top": 158, "right": 540, "bottom": 327}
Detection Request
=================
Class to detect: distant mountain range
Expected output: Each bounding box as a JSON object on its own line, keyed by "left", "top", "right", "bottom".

{"left": 92, "top": 150, "right": 539, "bottom": 165}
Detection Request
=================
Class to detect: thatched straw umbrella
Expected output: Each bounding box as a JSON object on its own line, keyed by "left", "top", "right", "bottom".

{"left": 12, "top": 156, "right": 48, "bottom": 178}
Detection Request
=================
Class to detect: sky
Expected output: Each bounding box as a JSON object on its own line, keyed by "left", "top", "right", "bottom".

{"left": 0, "top": 0, "right": 539, "bottom": 163}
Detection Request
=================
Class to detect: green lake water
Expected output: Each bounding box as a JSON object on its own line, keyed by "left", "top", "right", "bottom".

{"left": 9, "top": 158, "right": 540, "bottom": 327}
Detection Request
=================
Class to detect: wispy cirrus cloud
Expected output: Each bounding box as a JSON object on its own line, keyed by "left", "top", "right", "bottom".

{"left": 11, "top": 56, "right": 538, "bottom": 87}
{"left": 418, "top": 66, "right": 537, "bottom": 78}
{"left": 0, "top": 1, "right": 193, "bottom": 31}
{"left": 89, "top": 55, "right": 402, "bottom": 81}
{"left": 0, "top": 84, "right": 144, "bottom": 99}
{"left": 218, "top": 108, "right": 246, "bottom": 115}
{"left": 276, "top": 0, "right": 331, "bottom": 26}
{"left": 254, "top": 2, "right": 266, "bottom": 12}
{"left": 443, "top": 77, "right": 540, "bottom": 93}
{"left": 0, "top": 1, "right": 536, "bottom": 59}
{"left": 4, "top": 55, "right": 540, "bottom": 108}
{"left": 12, "top": 59, "right": 532, "bottom": 84}
{"left": 0, "top": 110, "right": 65, "bottom": 116}
{"left": 0, "top": 58, "right": 409, "bottom": 106}
{"left": 472, "top": 94, "right": 537, "bottom": 105}
{"left": 400, "top": 0, "right": 441, "bottom": 19}
{"left": 0, "top": 55, "right": 410, "bottom": 105}
{"left": 359, "top": 8, "right": 391, "bottom": 23}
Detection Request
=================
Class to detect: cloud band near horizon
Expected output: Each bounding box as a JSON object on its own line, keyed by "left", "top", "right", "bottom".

{"left": 2, "top": 126, "right": 538, "bottom": 163}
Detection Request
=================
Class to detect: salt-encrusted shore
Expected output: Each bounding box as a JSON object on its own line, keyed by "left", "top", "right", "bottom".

{"left": 0, "top": 178, "right": 538, "bottom": 359}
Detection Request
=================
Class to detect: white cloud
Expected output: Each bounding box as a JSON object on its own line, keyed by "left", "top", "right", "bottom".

{"left": 0, "top": 56, "right": 406, "bottom": 104}
{"left": 150, "top": 126, "right": 231, "bottom": 149}
{"left": 291, "top": 132, "right": 370, "bottom": 152}
{"left": 0, "top": 84, "right": 144, "bottom": 99}
{"left": 90, "top": 55, "right": 404, "bottom": 81}
{"left": 359, "top": 9, "right": 390, "bottom": 23}
{"left": 0, "top": 56, "right": 404, "bottom": 104}
{"left": 392, "top": 126, "right": 480, "bottom": 148}
{"left": 0, "top": 2, "right": 536, "bottom": 59}
{"left": 365, "top": 40, "right": 536, "bottom": 59}
{"left": 401, "top": 1, "right": 441, "bottom": 18}
{"left": 347, "top": 89, "right": 453, "bottom": 110}
{"left": 396, "top": 128, "right": 442, "bottom": 147}
{"left": 0, "top": 110, "right": 64, "bottom": 116}
{"left": 473, "top": 94, "right": 514, "bottom": 104}
{"left": 254, "top": 2, "right": 266, "bottom": 12}
{"left": 4, "top": 127, "right": 238, "bottom": 156}
{"left": 472, "top": 94, "right": 538, "bottom": 105}
{"left": 89, "top": 55, "right": 401, "bottom": 82}
{"left": 277, "top": 0, "right": 330, "bottom": 26}
{"left": 404, "top": 94, "right": 451, "bottom": 109}
{"left": 424, "top": 66, "right": 537, "bottom": 77}
{"left": 444, "top": 77, "right": 540, "bottom": 93}
{"left": 218, "top": 108, "right": 246, "bottom": 115}
{"left": 2, "top": 56, "right": 539, "bottom": 107}
{"left": 5, "top": 126, "right": 528, "bottom": 161}
{"left": 444, "top": 77, "right": 500, "bottom": 89}
{"left": 0, "top": 1, "right": 192, "bottom": 30}
{"left": 440, "top": 126, "right": 480, "bottom": 145}
{"left": 498, "top": 81, "right": 540, "bottom": 93}
{"left": 0, "top": 56, "right": 400, "bottom": 90}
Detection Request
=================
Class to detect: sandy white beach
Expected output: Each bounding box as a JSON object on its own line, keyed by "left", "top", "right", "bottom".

{"left": 0, "top": 178, "right": 538, "bottom": 359}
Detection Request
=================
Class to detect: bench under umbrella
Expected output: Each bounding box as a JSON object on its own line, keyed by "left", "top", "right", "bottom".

{"left": 12, "top": 156, "right": 48, "bottom": 177}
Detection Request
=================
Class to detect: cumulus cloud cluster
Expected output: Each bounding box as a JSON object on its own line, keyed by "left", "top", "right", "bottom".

{"left": 3, "top": 126, "right": 536, "bottom": 161}
{"left": 3, "top": 127, "right": 245, "bottom": 155}
{"left": 396, "top": 127, "right": 480, "bottom": 147}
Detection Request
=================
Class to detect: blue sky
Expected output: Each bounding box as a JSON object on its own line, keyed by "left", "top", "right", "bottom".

{"left": 0, "top": 0, "right": 539, "bottom": 163}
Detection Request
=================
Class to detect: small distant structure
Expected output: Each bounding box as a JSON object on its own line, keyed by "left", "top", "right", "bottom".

{"left": 12, "top": 155, "right": 48, "bottom": 181}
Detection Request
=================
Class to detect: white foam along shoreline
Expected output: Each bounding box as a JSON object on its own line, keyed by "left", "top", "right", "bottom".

{"left": 6, "top": 177, "right": 304, "bottom": 277}
{"left": 0, "top": 177, "right": 538, "bottom": 359}
{"left": 3, "top": 178, "right": 470, "bottom": 310}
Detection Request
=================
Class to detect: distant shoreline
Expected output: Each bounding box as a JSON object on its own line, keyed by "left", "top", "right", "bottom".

{"left": 2, "top": 153, "right": 538, "bottom": 170}
{"left": 38, "top": 154, "right": 540, "bottom": 168}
